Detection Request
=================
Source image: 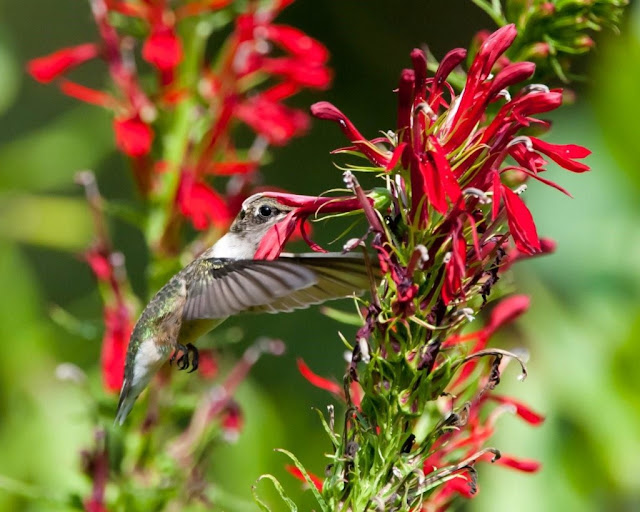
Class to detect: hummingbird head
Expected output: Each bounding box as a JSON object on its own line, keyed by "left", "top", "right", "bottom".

{"left": 230, "top": 194, "right": 295, "bottom": 238}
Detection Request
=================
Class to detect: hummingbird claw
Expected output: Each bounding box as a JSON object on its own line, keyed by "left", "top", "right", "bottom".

{"left": 171, "top": 343, "right": 200, "bottom": 372}
{"left": 186, "top": 343, "right": 199, "bottom": 373}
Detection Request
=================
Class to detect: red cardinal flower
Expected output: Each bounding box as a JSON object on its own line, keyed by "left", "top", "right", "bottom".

{"left": 285, "top": 464, "right": 324, "bottom": 491}
{"left": 252, "top": 192, "right": 365, "bottom": 259}
{"left": 27, "top": 43, "right": 99, "bottom": 83}
{"left": 142, "top": 24, "right": 183, "bottom": 73}
{"left": 177, "top": 172, "right": 232, "bottom": 230}
{"left": 113, "top": 115, "right": 154, "bottom": 157}
{"left": 235, "top": 93, "right": 310, "bottom": 145}
{"left": 101, "top": 305, "right": 132, "bottom": 393}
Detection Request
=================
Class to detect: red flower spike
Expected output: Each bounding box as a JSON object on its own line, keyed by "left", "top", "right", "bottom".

{"left": 285, "top": 464, "right": 324, "bottom": 491}
{"left": 27, "top": 43, "right": 99, "bottom": 83}
{"left": 142, "top": 25, "right": 183, "bottom": 73}
{"left": 296, "top": 358, "right": 342, "bottom": 396}
{"left": 489, "top": 395, "right": 545, "bottom": 426}
{"left": 113, "top": 116, "right": 154, "bottom": 157}
{"left": 529, "top": 137, "right": 591, "bottom": 173}
{"left": 502, "top": 186, "right": 541, "bottom": 254}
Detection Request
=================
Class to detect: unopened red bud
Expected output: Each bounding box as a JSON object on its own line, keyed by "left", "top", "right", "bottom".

{"left": 575, "top": 35, "right": 595, "bottom": 49}
{"left": 540, "top": 2, "right": 555, "bottom": 15}
{"left": 530, "top": 42, "right": 550, "bottom": 59}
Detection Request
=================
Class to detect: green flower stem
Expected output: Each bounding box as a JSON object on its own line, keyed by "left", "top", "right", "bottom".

{"left": 146, "top": 17, "right": 216, "bottom": 258}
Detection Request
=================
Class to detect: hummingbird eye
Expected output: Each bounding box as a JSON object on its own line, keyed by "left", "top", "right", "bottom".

{"left": 258, "top": 205, "right": 277, "bottom": 218}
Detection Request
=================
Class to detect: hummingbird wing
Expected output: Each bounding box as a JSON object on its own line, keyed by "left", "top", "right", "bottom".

{"left": 182, "top": 253, "right": 374, "bottom": 320}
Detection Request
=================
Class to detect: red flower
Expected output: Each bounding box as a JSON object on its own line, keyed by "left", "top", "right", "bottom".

{"left": 142, "top": 24, "right": 183, "bottom": 73}
{"left": 221, "top": 402, "right": 244, "bottom": 442}
{"left": 442, "top": 234, "right": 467, "bottom": 304}
{"left": 177, "top": 172, "right": 232, "bottom": 230}
{"left": 311, "top": 102, "right": 391, "bottom": 167}
{"left": 488, "top": 394, "right": 545, "bottom": 426}
{"left": 501, "top": 185, "right": 541, "bottom": 254}
{"left": 529, "top": 137, "right": 591, "bottom": 173}
{"left": 27, "top": 43, "right": 99, "bottom": 83}
{"left": 285, "top": 464, "right": 324, "bottom": 491}
{"left": 296, "top": 358, "right": 342, "bottom": 396}
{"left": 59, "top": 80, "right": 115, "bottom": 107}
{"left": 252, "top": 192, "right": 364, "bottom": 259}
{"left": 235, "top": 93, "right": 310, "bottom": 145}
{"left": 198, "top": 350, "right": 219, "bottom": 379}
{"left": 266, "top": 25, "right": 329, "bottom": 63}
{"left": 312, "top": 24, "right": 590, "bottom": 272}
{"left": 113, "top": 115, "right": 154, "bottom": 157}
{"left": 85, "top": 249, "right": 112, "bottom": 282}
{"left": 101, "top": 305, "right": 132, "bottom": 393}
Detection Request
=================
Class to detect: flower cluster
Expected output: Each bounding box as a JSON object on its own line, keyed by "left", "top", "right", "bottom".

{"left": 29, "top": 3, "right": 333, "bottom": 510}
{"left": 28, "top": 0, "right": 330, "bottom": 240}
{"left": 276, "top": 24, "right": 590, "bottom": 510}
{"left": 470, "top": 0, "right": 628, "bottom": 83}
{"left": 293, "top": 295, "right": 545, "bottom": 509}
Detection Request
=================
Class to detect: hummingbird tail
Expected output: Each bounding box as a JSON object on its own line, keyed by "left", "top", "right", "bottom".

{"left": 115, "top": 377, "right": 135, "bottom": 425}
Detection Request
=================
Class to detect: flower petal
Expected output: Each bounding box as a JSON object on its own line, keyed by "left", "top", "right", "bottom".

{"left": 142, "top": 25, "right": 183, "bottom": 72}
{"left": 113, "top": 115, "right": 154, "bottom": 157}
{"left": 530, "top": 137, "right": 591, "bottom": 173}
{"left": 28, "top": 43, "right": 99, "bottom": 83}
{"left": 502, "top": 186, "right": 541, "bottom": 254}
{"left": 296, "top": 358, "right": 342, "bottom": 396}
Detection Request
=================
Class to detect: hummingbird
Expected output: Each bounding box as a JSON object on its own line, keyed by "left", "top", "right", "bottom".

{"left": 115, "top": 193, "right": 374, "bottom": 424}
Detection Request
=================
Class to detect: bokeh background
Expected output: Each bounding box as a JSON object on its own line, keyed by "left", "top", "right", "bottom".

{"left": 1, "top": 1, "right": 639, "bottom": 510}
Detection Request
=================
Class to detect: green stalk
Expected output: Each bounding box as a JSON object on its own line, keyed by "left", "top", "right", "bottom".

{"left": 145, "top": 17, "right": 217, "bottom": 255}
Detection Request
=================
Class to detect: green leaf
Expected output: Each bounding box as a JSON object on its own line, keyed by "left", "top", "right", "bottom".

{"left": 275, "top": 449, "right": 328, "bottom": 511}
{"left": 320, "top": 306, "right": 363, "bottom": 326}
{"left": 253, "top": 474, "right": 298, "bottom": 512}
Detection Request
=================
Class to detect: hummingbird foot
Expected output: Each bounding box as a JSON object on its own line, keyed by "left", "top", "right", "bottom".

{"left": 170, "top": 343, "right": 200, "bottom": 373}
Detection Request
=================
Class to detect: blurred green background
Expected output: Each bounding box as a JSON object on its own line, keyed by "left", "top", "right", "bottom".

{"left": 1, "top": 1, "right": 639, "bottom": 511}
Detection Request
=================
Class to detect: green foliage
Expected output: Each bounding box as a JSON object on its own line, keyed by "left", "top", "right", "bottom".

{"left": 472, "top": 0, "right": 629, "bottom": 82}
